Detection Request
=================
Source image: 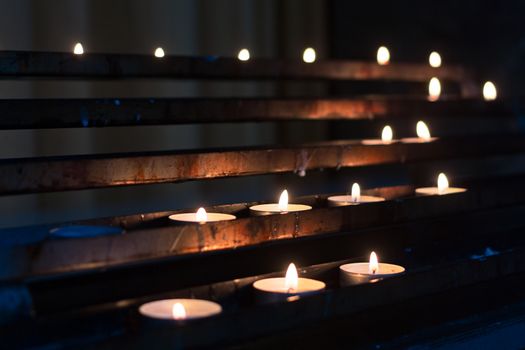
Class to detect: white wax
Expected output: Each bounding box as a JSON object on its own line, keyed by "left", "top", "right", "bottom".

{"left": 253, "top": 277, "right": 325, "bottom": 296}
{"left": 249, "top": 203, "right": 312, "bottom": 216}
{"left": 361, "top": 139, "right": 398, "bottom": 145}
{"left": 339, "top": 262, "right": 405, "bottom": 286}
{"left": 415, "top": 187, "right": 467, "bottom": 196}
{"left": 400, "top": 137, "right": 438, "bottom": 144}
{"left": 169, "top": 212, "right": 236, "bottom": 223}
{"left": 139, "top": 298, "right": 222, "bottom": 320}
{"left": 327, "top": 195, "right": 385, "bottom": 206}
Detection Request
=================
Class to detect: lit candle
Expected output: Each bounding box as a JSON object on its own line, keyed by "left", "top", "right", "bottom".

{"left": 139, "top": 298, "right": 222, "bottom": 321}
{"left": 429, "top": 51, "right": 442, "bottom": 68}
{"left": 249, "top": 190, "right": 312, "bottom": 216}
{"left": 428, "top": 77, "right": 441, "bottom": 101}
{"left": 339, "top": 251, "right": 405, "bottom": 286}
{"left": 73, "top": 43, "right": 84, "bottom": 55}
{"left": 483, "top": 81, "right": 497, "bottom": 101}
{"left": 415, "top": 172, "right": 467, "bottom": 196}
{"left": 302, "top": 47, "right": 316, "bottom": 63}
{"left": 362, "top": 125, "right": 397, "bottom": 145}
{"left": 238, "top": 48, "right": 250, "bottom": 61}
{"left": 327, "top": 183, "right": 385, "bottom": 206}
{"left": 376, "top": 46, "right": 390, "bottom": 65}
{"left": 154, "top": 47, "right": 165, "bottom": 58}
{"left": 401, "top": 120, "right": 437, "bottom": 143}
{"left": 169, "top": 207, "right": 236, "bottom": 223}
{"left": 253, "top": 262, "right": 325, "bottom": 303}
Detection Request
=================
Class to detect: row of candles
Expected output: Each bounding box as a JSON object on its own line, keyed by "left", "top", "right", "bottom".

{"left": 67, "top": 42, "right": 474, "bottom": 322}
{"left": 71, "top": 43, "right": 498, "bottom": 101}
{"left": 142, "top": 140, "right": 466, "bottom": 320}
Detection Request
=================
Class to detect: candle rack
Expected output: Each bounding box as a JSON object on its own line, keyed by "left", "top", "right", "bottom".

{"left": 1, "top": 51, "right": 525, "bottom": 348}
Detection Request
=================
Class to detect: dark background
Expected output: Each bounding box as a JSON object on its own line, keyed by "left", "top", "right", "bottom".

{"left": 0, "top": 0, "right": 523, "bottom": 229}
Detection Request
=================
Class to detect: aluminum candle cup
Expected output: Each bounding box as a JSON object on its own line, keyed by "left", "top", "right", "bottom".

{"left": 139, "top": 298, "right": 222, "bottom": 321}
{"left": 249, "top": 189, "right": 312, "bottom": 216}
{"left": 252, "top": 263, "right": 325, "bottom": 303}
{"left": 169, "top": 207, "right": 236, "bottom": 223}
{"left": 339, "top": 262, "right": 405, "bottom": 286}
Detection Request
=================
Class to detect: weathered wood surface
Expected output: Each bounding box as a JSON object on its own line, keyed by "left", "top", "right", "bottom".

{"left": 0, "top": 97, "right": 512, "bottom": 129}
{"left": 0, "top": 51, "right": 468, "bottom": 82}
{"left": 0, "top": 135, "right": 524, "bottom": 195}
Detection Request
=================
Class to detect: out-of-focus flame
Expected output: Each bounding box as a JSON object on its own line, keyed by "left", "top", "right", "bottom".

{"left": 437, "top": 173, "right": 449, "bottom": 194}
{"left": 376, "top": 46, "right": 390, "bottom": 65}
{"left": 303, "top": 48, "right": 316, "bottom": 63}
{"left": 429, "top": 51, "right": 442, "bottom": 68}
{"left": 278, "top": 190, "right": 289, "bottom": 212}
{"left": 172, "top": 302, "right": 186, "bottom": 320}
{"left": 238, "top": 48, "right": 250, "bottom": 61}
{"left": 285, "top": 263, "right": 299, "bottom": 292}
{"left": 381, "top": 125, "right": 393, "bottom": 143}
{"left": 196, "top": 207, "right": 208, "bottom": 222}
{"left": 483, "top": 81, "right": 497, "bottom": 101}
{"left": 369, "top": 251, "right": 379, "bottom": 274}
{"left": 73, "top": 43, "right": 84, "bottom": 55}
{"left": 416, "top": 121, "right": 431, "bottom": 141}
{"left": 351, "top": 183, "right": 361, "bottom": 203}
{"left": 154, "top": 47, "right": 165, "bottom": 58}
{"left": 428, "top": 77, "right": 441, "bottom": 101}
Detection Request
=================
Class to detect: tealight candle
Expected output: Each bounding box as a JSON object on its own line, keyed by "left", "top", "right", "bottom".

{"left": 401, "top": 120, "right": 438, "bottom": 143}
{"left": 428, "top": 77, "right": 441, "bottom": 101}
{"left": 253, "top": 263, "right": 325, "bottom": 303}
{"left": 429, "top": 51, "right": 442, "bottom": 68}
{"left": 415, "top": 172, "right": 467, "bottom": 196}
{"left": 362, "top": 125, "right": 398, "bottom": 145}
{"left": 340, "top": 251, "right": 405, "bottom": 286}
{"left": 73, "top": 43, "right": 84, "bottom": 55}
{"left": 327, "top": 183, "right": 385, "bottom": 206}
{"left": 139, "top": 298, "right": 222, "bottom": 321}
{"left": 238, "top": 48, "right": 250, "bottom": 61}
{"left": 154, "top": 47, "right": 165, "bottom": 58}
{"left": 302, "top": 47, "right": 316, "bottom": 63}
{"left": 169, "top": 207, "right": 236, "bottom": 223}
{"left": 376, "top": 46, "right": 390, "bottom": 65}
{"left": 249, "top": 190, "right": 312, "bottom": 216}
{"left": 483, "top": 81, "right": 497, "bottom": 101}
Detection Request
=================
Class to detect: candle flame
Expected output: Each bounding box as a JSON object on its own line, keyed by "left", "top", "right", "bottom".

{"left": 428, "top": 77, "right": 441, "bottom": 101}
{"left": 416, "top": 121, "right": 431, "bottom": 141}
{"left": 196, "top": 207, "right": 208, "bottom": 222}
{"left": 437, "top": 173, "right": 449, "bottom": 194}
{"left": 483, "top": 81, "right": 497, "bottom": 101}
{"left": 278, "top": 190, "right": 289, "bottom": 212}
{"left": 303, "top": 48, "right": 316, "bottom": 63}
{"left": 376, "top": 46, "right": 390, "bottom": 65}
{"left": 238, "top": 48, "right": 250, "bottom": 61}
{"left": 73, "top": 43, "right": 84, "bottom": 55}
{"left": 172, "top": 302, "right": 186, "bottom": 320}
{"left": 154, "top": 47, "right": 165, "bottom": 58}
{"left": 429, "top": 51, "right": 442, "bottom": 68}
{"left": 381, "top": 125, "right": 393, "bottom": 143}
{"left": 369, "top": 251, "right": 379, "bottom": 274}
{"left": 284, "top": 263, "right": 299, "bottom": 292}
{"left": 351, "top": 183, "right": 361, "bottom": 203}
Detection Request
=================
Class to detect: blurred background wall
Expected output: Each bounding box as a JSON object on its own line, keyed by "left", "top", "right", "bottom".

{"left": 0, "top": 0, "right": 522, "bottom": 228}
